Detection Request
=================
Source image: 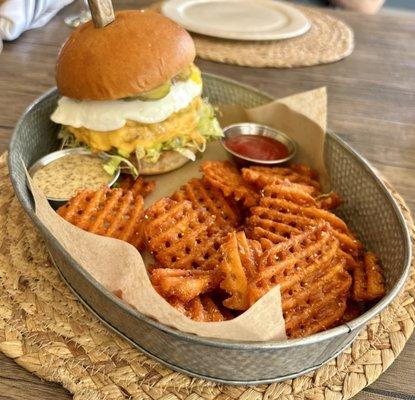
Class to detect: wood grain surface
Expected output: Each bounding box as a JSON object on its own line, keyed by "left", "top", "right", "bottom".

{"left": 87, "top": 0, "right": 115, "bottom": 27}
{"left": 0, "top": 1, "right": 414, "bottom": 399}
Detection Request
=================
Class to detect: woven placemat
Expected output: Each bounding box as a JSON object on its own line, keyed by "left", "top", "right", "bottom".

{"left": 0, "top": 152, "right": 414, "bottom": 399}
{"left": 149, "top": 3, "right": 354, "bottom": 68}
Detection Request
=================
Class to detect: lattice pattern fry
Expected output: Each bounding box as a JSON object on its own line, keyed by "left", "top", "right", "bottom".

{"left": 143, "top": 198, "right": 227, "bottom": 270}
{"left": 119, "top": 175, "right": 156, "bottom": 198}
{"left": 352, "top": 252, "right": 386, "bottom": 301}
{"left": 242, "top": 164, "right": 321, "bottom": 194}
{"left": 201, "top": 160, "right": 259, "bottom": 207}
{"left": 248, "top": 223, "right": 352, "bottom": 338}
{"left": 57, "top": 186, "right": 145, "bottom": 248}
{"left": 219, "top": 231, "right": 262, "bottom": 310}
{"left": 151, "top": 268, "right": 221, "bottom": 303}
{"left": 169, "top": 295, "right": 231, "bottom": 322}
{"left": 247, "top": 182, "right": 361, "bottom": 256}
{"left": 171, "top": 178, "right": 241, "bottom": 229}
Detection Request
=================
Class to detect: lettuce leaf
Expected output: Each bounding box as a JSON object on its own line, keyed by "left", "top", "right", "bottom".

{"left": 103, "top": 155, "right": 138, "bottom": 178}
{"left": 197, "top": 101, "right": 223, "bottom": 140}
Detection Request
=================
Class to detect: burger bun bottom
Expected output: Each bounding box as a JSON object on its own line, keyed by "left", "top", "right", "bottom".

{"left": 139, "top": 150, "right": 192, "bottom": 175}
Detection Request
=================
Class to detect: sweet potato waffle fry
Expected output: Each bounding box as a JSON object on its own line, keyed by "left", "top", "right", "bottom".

{"left": 247, "top": 182, "right": 362, "bottom": 256}
{"left": 143, "top": 198, "right": 227, "bottom": 270}
{"left": 151, "top": 268, "right": 221, "bottom": 303}
{"left": 249, "top": 223, "right": 352, "bottom": 338}
{"left": 242, "top": 164, "right": 321, "bottom": 194}
{"left": 118, "top": 175, "right": 155, "bottom": 198}
{"left": 352, "top": 252, "right": 386, "bottom": 302}
{"left": 219, "top": 231, "right": 262, "bottom": 310}
{"left": 171, "top": 178, "right": 241, "bottom": 229}
{"left": 57, "top": 186, "right": 145, "bottom": 248}
{"left": 56, "top": 157, "right": 386, "bottom": 338}
{"left": 169, "top": 295, "right": 231, "bottom": 322}
{"left": 316, "top": 191, "right": 342, "bottom": 210}
{"left": 260, "top": 181, "right": 317, "bottom": 206}
{"left": 201, "top": 161, "right": 259, "bottom": 207}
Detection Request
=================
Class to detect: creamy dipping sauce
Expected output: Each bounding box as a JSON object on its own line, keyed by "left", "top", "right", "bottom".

{"left": 32, "top": 154, "right": 113, "bottom": 199}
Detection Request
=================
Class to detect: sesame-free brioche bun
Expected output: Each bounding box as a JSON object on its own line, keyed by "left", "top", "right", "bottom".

{"left": 56, "top": 10, "right": 196, "bottom": 100}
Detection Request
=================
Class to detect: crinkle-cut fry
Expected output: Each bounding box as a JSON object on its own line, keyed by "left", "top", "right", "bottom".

{"left": 169, "top": 295, "right": 230, "bottom": 322}
{"left": 118, "top": 175, "right": 156, "bottom": 198}
{"left": 219, "top": 231, "right": 261, "bottom": 310}
{"left": 316, "top": 191, "right": 342, "bottom": 210}
{"left": 143, "top": 198, "right": 227, "bottom": 270}
{"left": 201, "top": 161, "right": 259, "bottom": 207}
{"left": 352, "top": 252, "right": 386, "bottom": 302}
{"left": 171, "top": 178, "right": 241, "bottom": 229}
{"left": 262, "top": 181, "right": 317, "bottom": 206}
{"left": 57, "top": 186, "right": 145, "bottom": 249}
{"left": 241, "top": 165, "right": 321, "bottom": 194}
{"left": 151, "top": 268, "right": 221, "bottom": 303}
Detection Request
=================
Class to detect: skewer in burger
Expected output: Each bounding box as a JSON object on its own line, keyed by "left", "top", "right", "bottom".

{"left": 51, "top": 10, "right": 222, "bottom": 175}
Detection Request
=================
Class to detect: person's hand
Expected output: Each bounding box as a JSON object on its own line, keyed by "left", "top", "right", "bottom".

{"left": 331, "top": 0, "right": 386, "bottom": 14}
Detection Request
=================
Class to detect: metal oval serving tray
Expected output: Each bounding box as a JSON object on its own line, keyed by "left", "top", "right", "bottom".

{"left": 8, "top": 74, "right": 412, "bottom": 385}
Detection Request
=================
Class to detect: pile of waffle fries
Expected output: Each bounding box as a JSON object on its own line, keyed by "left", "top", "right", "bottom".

{"left": 57, "top": 161, "right": 385, "bottom": 338}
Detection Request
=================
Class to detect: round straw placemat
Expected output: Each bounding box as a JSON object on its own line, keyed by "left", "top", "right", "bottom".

{"left": 149, "top": 3, "right": 354, "bottom": 68}
{"left": 0, "top": 152, "right": 413, "bottom": 400}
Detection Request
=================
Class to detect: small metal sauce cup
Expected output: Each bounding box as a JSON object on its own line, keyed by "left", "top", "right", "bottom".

{"left": 28, "top": 148, "right": 120, "bottom": 208}
{"left": 221, "top": 123, "right": 297, "bottom": 167}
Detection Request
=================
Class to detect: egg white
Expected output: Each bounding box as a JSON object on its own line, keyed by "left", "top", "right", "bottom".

{"left": 51, "top": 79, "right": 203, "bottom": 132}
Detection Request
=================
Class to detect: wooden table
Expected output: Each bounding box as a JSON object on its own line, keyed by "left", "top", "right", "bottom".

{"left": 0, "top": 1, "right": 414, "bottom": 399}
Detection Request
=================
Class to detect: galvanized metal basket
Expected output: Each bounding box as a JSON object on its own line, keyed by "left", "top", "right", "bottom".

{"left": 8, "top": 74, "right": 411, "bottom": 385}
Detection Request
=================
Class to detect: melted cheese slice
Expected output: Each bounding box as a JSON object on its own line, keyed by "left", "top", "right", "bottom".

{"left": 67, "top": 97, "right": 204, "bottom": 154}
{"left": 51, "top": 67, "right": 203, "bottom": 132}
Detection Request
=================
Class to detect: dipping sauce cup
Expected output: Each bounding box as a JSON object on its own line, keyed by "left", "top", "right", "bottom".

{"left": 221, "top": 123, "right": 296, "bottom": 167}
{"left": 28, "top": 148, "right": 120, "bottom": 208}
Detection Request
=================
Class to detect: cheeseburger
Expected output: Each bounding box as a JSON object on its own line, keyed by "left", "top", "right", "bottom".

{"left": 51, "top": 10, "right": 222, "bottom": 175}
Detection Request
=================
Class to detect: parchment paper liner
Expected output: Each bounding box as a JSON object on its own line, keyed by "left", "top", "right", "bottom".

{"left": 27, "top": 86, "right": 328, "bottom": 342}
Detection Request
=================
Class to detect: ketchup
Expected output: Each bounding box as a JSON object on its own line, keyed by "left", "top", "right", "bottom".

{"left": 224, "top": 134, "right": 289, "bottom": 161}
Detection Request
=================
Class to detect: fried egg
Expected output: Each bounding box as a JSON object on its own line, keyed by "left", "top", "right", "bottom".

{"left": 51, "top": 73, "right": 203, "bottom": 132}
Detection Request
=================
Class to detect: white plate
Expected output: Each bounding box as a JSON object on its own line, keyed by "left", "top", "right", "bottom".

{"left": 161, "top": 0, "right": 311, "bottom": 41}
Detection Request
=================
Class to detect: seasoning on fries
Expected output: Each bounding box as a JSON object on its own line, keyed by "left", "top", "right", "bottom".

{"left": 57, "top": 186, "right": 145, "bottom": 248}
{"left": 171, "top": 178, "right": 241, "bottom": 229}
{"left": 58, "top": 160, "right": 386, "bottom": 339}
{"left": 202, "top": 160, "right": 259, "bottom": 207}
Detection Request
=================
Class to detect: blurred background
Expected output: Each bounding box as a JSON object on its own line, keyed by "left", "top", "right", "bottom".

{"left": 294, "top": 0, "right": 415, "bottom": 13}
